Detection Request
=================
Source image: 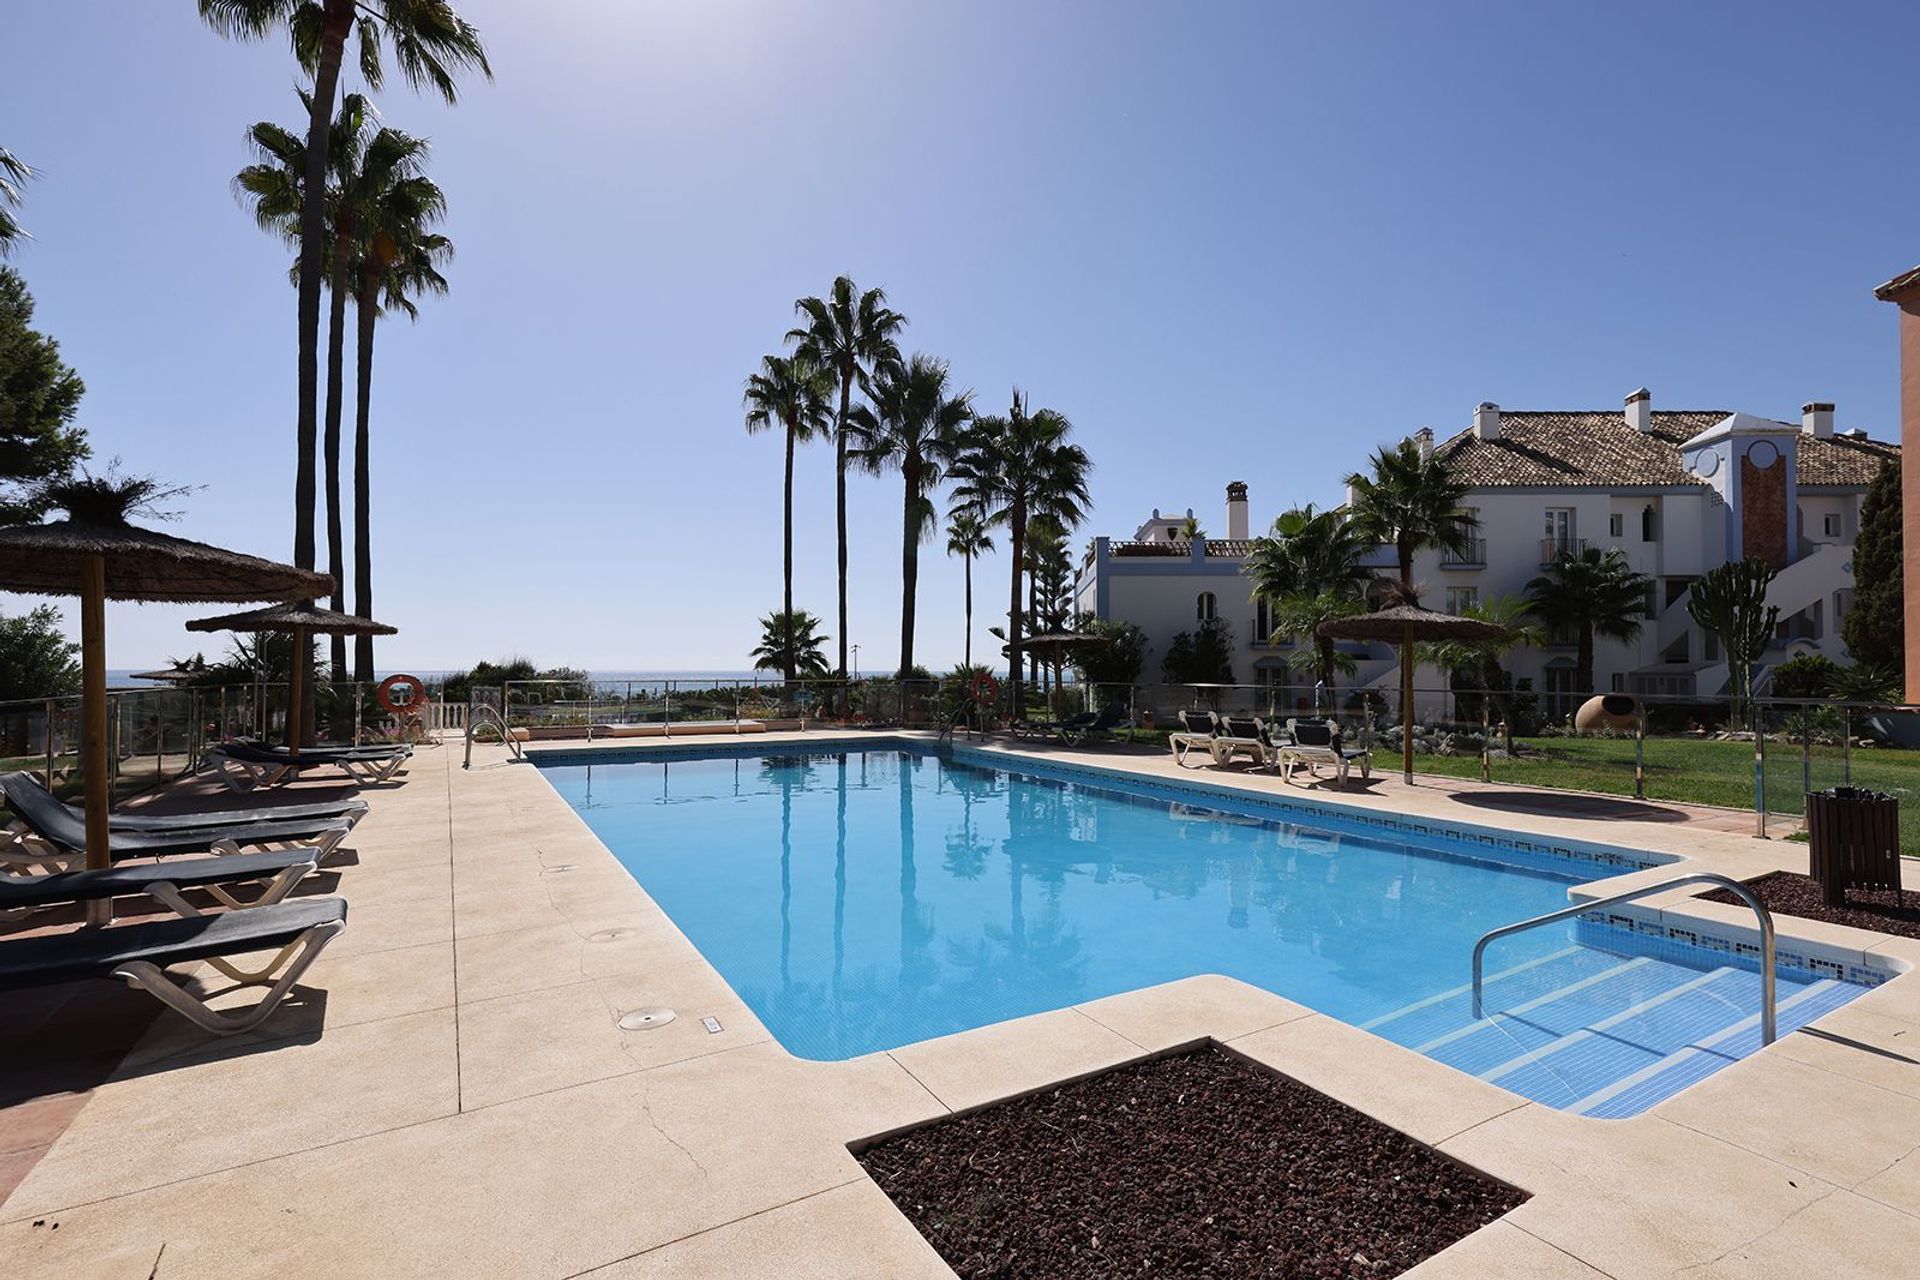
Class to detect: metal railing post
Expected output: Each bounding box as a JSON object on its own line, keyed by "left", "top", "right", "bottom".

{"left": 1843, "top": 704, "right": 1853, "bottom": 785}
{"left": 664, "top": 681, "right": 673, "bottom": 738}
{"left": 43, "top": 696, "right": 55, "bottom": 790}
{"left": 1801, "top": 707, "right": 1813, "bottom": 806}
{"left": 1754, "top": 705, "right": 1767, "bottom": 839}
{"left": 353, "top": 683, "right": 364, "bottom": 746}
{"left": 1634, "top": 705, "right": 1646, "bottom": 800}
{"left": 1480, "top": 692, "right": 1491, "bottom": 784}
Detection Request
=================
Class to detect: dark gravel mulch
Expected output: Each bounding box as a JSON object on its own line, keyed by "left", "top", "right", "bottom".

{"left": 858, "top": 1046, "right": 1524, "bottom": 1278}
{"left": 1703, "top": 869, "right": 1920, "bottom": 940}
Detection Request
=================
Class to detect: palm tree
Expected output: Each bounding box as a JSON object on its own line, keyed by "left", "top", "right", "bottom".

{"left": 1345, "top": 437, "right": 1476, "bottom": 586}
{"left": 945, "top": 508, "right": 993, "bottom": 669}
{"left": 0, "top": 147, "right": 32, "bottom": 255}
{"left": 743, "top": 353, "right": 834, "bottom": 676}
{"left": 752, "top": 609, "right": 831, "bottom": 680}
{"left": 1274, "top": 590, "right": 1366, "bottom": 695}
{"left": 1419, "top": 593, "right": 1545, "bottom": 750}
{"left": 788, "top": 277, "right": 906, "bottom": 682}
{"left": 950, "top": 390, "right": 1091, "bottom": 716}
{"left": 235, "top": 92, "right": 378, "bottom": 680}
{"left": 347, "top": 138, "right": 451, "bottom": 681}
{"left": 845, "top": 353, "right": 972, "bottom": 677}
{"left": 198, "top": 0, "right": 488, "bottom": 575}
{"left": 1243, "top": 504, "right": 1372, "bottom": 703}
{"left": 1526, "top": 547, "right": 1652, "bottom": 701}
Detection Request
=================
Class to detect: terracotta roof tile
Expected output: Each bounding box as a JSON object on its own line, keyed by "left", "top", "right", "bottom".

{"left": 1433, "top": 411, "right": 1896, "bottom": 490}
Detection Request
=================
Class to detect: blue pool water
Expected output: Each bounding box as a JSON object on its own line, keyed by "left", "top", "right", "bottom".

{"left": 537, "top": 744, "right": 1872, "bottom": 1116}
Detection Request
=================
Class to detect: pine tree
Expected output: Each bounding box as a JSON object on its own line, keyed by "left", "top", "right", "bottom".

{"left": 1843, "top": 458, "right": 1904, "bottom": 671}
{"left": 0, "top": 266, "right": 88, "bottom": 523}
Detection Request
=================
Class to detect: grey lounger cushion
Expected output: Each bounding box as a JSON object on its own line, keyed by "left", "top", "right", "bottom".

{"left": 0, "top": 896, "right": 347, "bottom": 991}
{"left": 4, "top": 779, "right": 349, "bottom": 859}
{"left": 0, "top": 849, "right": 319, "bottom": 912}
{"left": 1, "top": 771, "right": 365, "bottom": 833}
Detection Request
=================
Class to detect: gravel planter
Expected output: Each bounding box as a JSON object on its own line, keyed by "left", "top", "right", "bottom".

{"left": 858, "top": 1045, "right": 1525, "bottom": 1278}
{"left": 1705, "top": 870, "right": 1920, "bottom": 940}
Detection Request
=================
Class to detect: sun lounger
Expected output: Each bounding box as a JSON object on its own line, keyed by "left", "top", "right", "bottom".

{"left": 0, "top": 897, "right": 347, "bottom": 1034}
{"left": 208, "top": 740, "right": 410, "bottom": 791}
{"left": 1, "top": 777, "right": 353, "bottom": 874}
{"left": 0, "top": 770, "right": 365, "bottom": 834}
{"left": 1011, "top": 710, "right": 1094, "bottom": 740}
{"left": 1277, "top": 719, "right": 1372, "bottom": 786}
{"left": 0, "top": 848, "right": 319, "bottom": 918}
{"left": 1209, "top": 716, "right": 1272, "bottom": 767}
{"left": 1169, "top": 710, "right": 1219, "bottom": 767}
{"left": 1053, "top": 701, "right": 1126, "bottom": 747}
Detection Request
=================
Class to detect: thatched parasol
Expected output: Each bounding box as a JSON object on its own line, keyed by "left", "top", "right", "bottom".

{"left": 0, "top": 476, "right": 330, "bottom": 880}
{"left": 1001, "top": 630, "right": 1110, "bottom": 660}
{"left": 186, "top": 604, "right": 397, "bottom": 759}
{"left": 1318, "top": 599, "right": 1507, "bottom": 785}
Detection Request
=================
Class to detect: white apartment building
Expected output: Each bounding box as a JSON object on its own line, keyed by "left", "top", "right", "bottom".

{"left": 1075, "top": 391, "right": 1899, "bottom": 714}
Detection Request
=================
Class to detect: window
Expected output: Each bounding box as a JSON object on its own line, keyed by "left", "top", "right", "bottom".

{"left": 1609, "top": 513, "right": 1624, "bottom": 539}
{"left": 1544, "top": 508, "right": 1575, "bottom": 555}
{"left": 1196, "top": 591, "right": 1217, "bottom": 622}
{"left": 1445, "top": 586, "right": 1479, "bottom": 615}
{"left": 1823, "top": 513, "right": 1842, "bottom": 538}
{"left": 1253, "top": 596, "right": 1275, "bottom": 642}
{"left": 1641, "top": 507, "right": 1657, "bottom": 541}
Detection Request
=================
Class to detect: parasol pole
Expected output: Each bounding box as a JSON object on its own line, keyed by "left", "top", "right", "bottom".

{"left": 80, "top": 553, "right": 111, "bottom": 924}
{"left": 287, "top": 623, "right": 307, "bottom": 760}
{"left": 1401, "top": 622, "right": 1415, "bottom": 786}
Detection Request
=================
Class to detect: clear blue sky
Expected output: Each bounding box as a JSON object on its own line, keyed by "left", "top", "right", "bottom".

{"left": 5, "top": 1, "right": 1917, "bottom": 672}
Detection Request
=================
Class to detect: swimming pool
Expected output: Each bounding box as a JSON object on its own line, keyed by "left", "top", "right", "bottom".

{"left": 536, "top": 742, "right": 1878, "bottom": 1117}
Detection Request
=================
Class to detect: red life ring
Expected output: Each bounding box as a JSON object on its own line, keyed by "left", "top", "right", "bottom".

{"left": 378, "top": 673, "right": 427, "bottom": 715}
{"left": 968, "top": 671, "right": 1000, "bottom": 708}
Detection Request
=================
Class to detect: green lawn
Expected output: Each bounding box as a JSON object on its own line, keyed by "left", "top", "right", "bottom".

{"left": 1408, "top": 734, "right": 1920, "bottom": 851}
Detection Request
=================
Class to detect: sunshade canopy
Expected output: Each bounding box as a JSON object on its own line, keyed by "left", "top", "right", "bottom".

{"left": 1316, "top": 604, "right": 1508, "bottom": 644}
{"left": 186, "top": 602, "right": 396, "bottom": 637}
{"left": 0, "top": 520, "right": 330, "bottom": 603}
{"left": 1318, "top": 601, "right": 1509, "bottom": 786}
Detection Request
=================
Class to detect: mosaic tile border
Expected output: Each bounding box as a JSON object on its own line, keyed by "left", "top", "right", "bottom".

{"left": 1575, "top": 914, "right": 1895, "bottom": 988}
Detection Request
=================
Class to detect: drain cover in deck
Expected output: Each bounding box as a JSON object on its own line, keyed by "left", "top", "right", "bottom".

{"left": 618, "top": 1007, "right": 676, "bottom": 1031}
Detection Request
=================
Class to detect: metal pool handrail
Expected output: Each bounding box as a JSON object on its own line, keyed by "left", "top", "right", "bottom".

{"left": 1472, "top": 872, "right": 1776, "bottom": 1046}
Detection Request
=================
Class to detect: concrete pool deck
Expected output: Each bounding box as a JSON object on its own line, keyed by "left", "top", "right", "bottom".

{"left": 2, "top": 730, "right": 1919, "bottom": 1277}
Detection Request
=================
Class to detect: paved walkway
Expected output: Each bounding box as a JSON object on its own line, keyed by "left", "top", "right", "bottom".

{"left": 2, "top": 733, "right": 1918, "bottom": 1278}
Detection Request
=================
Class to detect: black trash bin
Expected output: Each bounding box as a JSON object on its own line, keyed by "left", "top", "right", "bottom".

{"left": 1805, "top": 786, "right": 1901, "bottom": 906}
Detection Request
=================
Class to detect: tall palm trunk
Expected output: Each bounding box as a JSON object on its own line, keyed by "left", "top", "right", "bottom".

{"left": 1007, "top": 498, "right": 1026, "bottom": 715}
{"left": 1027, "top": 569, "right": 1039, "bottom": 688}
{"left": 323, "top": 255, "right": 350, "bottom": 681}
{"left": 296, "top": 1, "right": 355, "bottom": 573}
{"left": 962, "top": 554, "right": 973, "bottom": 669}
{"left": 834, "top": 371, "right": 852, "bottom": 684}
{"left": 351, "top": 280, "right": 379, "bottom": 681}
{"left": 781, "top": 419, "right": 796, "bottom": 682}
{"left": 898, "top": 457, "right": 920, "bottom": 677}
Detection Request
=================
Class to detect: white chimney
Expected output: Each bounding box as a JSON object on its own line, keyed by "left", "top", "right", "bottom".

{"left": 1625, "top": 387, "right": 1652, "bottom": 433}
{"left": 1225, "top": 480, "right": 1249, "bottom": 540}
{"left": 1472, "top": 402, "right": 1501, "bottom": 440}
{"left": 1414, "top": 427, "right": 1434, "bottom": 461}
{"left": 1802, "top": 401, "right": 1834, "bottom": 438}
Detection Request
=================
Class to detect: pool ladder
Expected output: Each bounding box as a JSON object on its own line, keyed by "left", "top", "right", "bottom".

{"left": 463, "top": 703, "right": 525, "bottom": 770}
{"left": 1472, "top": 872, "right": 1777, "bottom": 1046}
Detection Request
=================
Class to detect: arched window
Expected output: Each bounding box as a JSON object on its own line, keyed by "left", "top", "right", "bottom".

{"left": 1196, "top": 591, "right": 1217, "bottom": 622}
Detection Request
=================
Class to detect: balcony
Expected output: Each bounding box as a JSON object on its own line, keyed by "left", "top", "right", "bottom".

{"left": 1441, "top": 538, "right": 1486, "bottom": 568}
{"left": 1539, "top": 537, "right": 1588, "bottom": 565}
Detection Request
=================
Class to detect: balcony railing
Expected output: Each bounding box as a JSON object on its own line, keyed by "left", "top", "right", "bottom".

{"left": 1539, "top": 537, "right": 1588, "bottom": 564}
{"left": 1441, "top": 538, "right": 1487, "bottom": 568}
